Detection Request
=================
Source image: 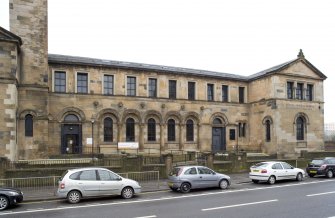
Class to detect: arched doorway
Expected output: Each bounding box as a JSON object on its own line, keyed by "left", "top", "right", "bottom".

{"left": 61, "top": 114, "right": 82, "bottom": 154}
{"left": 212, "top": 118, "right": 226, "bottom": 152}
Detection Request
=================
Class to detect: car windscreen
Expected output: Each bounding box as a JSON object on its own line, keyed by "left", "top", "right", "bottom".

{"left": 252, "top": 163, "right": 269, "bottom": 168}
{"left": 311, "top": 160, "right": 325, "bottom": 165}
{"left": 169, "top": 167, "right": 182, "bottom": 176}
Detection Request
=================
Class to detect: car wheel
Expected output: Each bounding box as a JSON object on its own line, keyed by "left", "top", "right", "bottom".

{"left": 296, "top": 173, "right": 303, "bottom": 181}
{"left": 252, "top": 179, "right": 259, "bottom": 184}
{"left": 180, "top": 182, "right": 191, "bottom": 193}
{"left": 67, "top": 190, "right": 81, "bottom": 204}
{"left": 326, "top": 170, "right": 334, "bottom": 178}
{"left": 0, "top": 196, "right": 9, "bottom": 210}
{"left": 219, "top": 179, "right": 229, "bottom": 190}
{"left": 268, "top": 176, "right": 276, "bottom": 185}
{"left": 121, "top": 187, "right": 134, "bottom": 199}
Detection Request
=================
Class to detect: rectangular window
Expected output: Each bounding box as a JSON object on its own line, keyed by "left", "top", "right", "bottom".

{"left": 229, "top": 129, "right": 236, "bottom": 140}
{"left": 306, "top": 84, "right": 313, "bottom": 101}
{"left": 169, "top": 80, "right": 177, "bottom": 99}
{"left": 287, "top": 82, "right": 294, "bottom": 99}
{"left": 148, "top": 78, "right": 157, "bottom": 97}
{"left": 207, "top": 84, "right": 214, "bottom": 101}
{"left": 222, "top": 85, "right": 228, "bottom": 102}
{"left": 127, "top": 76, "right": 136, "bottom": 96}
{"left": 296, "top": 83, "right": 303, "bottom": 100}
{"left": 104, "top": 75, "right": 114, "bottom": 95}
{"left": 239, "top": 87, "right": 245, "bottom": 103}
{"left": 54, "top": 71, "right": 66, "bottom": 93}
{"left": 188, "top": 82, "right": 195, "bottom": 100}
{"left": 77, "top": 73, "right": 88, "bottom": 93}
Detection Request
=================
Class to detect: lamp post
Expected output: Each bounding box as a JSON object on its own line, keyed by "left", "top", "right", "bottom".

{"left": 91, "top": 116, "right": 95, "bottom": 160}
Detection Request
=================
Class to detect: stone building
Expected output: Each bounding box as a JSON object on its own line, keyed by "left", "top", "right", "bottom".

{"left": 0, "top": 0, "right": 327, "bottom": 161}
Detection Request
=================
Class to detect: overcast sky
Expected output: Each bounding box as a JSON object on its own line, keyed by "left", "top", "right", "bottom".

{"left": 0, "top": 0, "right": 334, "bottom": 123}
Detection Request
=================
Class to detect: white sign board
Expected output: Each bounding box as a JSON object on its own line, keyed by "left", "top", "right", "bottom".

{"left": 86, "top": 138, "right": 93, "bottom": 145}
{"left": 118, "top": 142, "right": 139, "bottom": 149}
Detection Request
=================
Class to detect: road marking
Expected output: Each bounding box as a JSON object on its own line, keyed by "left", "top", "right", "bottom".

{"left": 1, "top": 179, "right": 334, "bottom": 216}
{"left": 306, "top": 191, "right": 335, "bottom": 197}
{"left": 202, "top": 199, "right": 278, "bottom": 211}
{"left": 134, "top": 215, "right": 157, "bottom": 218}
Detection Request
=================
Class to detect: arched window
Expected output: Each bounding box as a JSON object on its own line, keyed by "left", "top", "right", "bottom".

{"left": 296, "top": 116, "right": 305, "bottom": 140}
{"left": 25, "top": 114, "right": 33, "bottom": 137}
{"left": 168, "top": 119, "right": 176, "bottom": 141}
{"left": 186, "top": 119, "right": 194, "bottom": 141}
{"left": 104, "top": 117, "right": 113, "bottom": 142}
{"left": 265, "top": 120, "right": 271, "bottom": 142}
{"left": 213, "top": 118, "right": 222, "bottom": 125}
{"left": 126, "top": 118, "right": 135, "bottom": 142}
{"left": 147, "top": 118, "right": 156, "bottom": 141}
{"left": 64, "top": 114, "right": 79, "bottom": 122}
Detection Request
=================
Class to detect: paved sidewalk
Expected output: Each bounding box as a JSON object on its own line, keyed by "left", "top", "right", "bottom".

{"left": 21, "top": 172, "right": 250, "bottom": 202}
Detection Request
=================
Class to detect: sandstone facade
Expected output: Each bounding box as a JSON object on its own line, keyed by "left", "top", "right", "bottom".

{"left": 0, "top": 0, "right": 326, "bottom": 160}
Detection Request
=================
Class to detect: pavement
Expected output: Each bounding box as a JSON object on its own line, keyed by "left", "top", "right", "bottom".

{"left": 20, "top": 172, "right": 250, "bottom": 202}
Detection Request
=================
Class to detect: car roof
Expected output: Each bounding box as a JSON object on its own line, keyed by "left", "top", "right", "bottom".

{"left": 67, "top": 167, "right": 110, "bottom": 172}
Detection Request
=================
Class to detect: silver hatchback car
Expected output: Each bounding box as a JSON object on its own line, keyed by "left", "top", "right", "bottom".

{"left": 56, "top": 167, "right": 141, "bottom": 203}
{"left": 168, "top": 166, "right": 231, "bottom": 193}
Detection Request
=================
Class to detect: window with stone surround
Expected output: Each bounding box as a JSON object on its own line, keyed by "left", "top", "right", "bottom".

{"left": 147, "top": 118, "right": 156, "bottom": 141}
{"left": 104, "top": 117, "right": 113, "bottom": 142}
{"left": 238, "top": 122, "right": 246, "bottom": 137}
{"left": 186, "top": 119, "right": 194, "bottom": 141}
{"left": 188, "top": 82, "right": 195, "bottom": 100}
{"left": 104, "top": 75, "right": 114, "bottom": 95}
{"left": 54, "top": 71, "right": 66, "bottom": 93}
{"left": 222, "top": 85, "right": 228, "bottom": 102}
{"left": 25, "top": 114, "right": 33, "bottom": 137}
{"left": 265, "top": 120, "right": 271, "bottom": 142}
{"left": 148, "top": 78, "right": 157, "bottom": 98}
{"left": 296, "top": 116, "right": 305, "bottom": 140}
{"left": 207, "top": 84, "right": 214, "bottom": 101}
{"left": 169, "top": 80, "right": 177, "bottom": 99}
{"left": 77, "top": 72, "right": 88, "bottom": 93}
{"left": 127, "top": 76, "right": 136, "bottom": 96}
{"left": 287, "top": 82, "right": 294, "bottom": 99}
{"left": 126, "top": 118, "right": 135, "bottom": 142}
{"left": 296, "top": 83, "right": 303, "bottom": 100}
{"left": 239, "top": 87, "right": 245, "bottom": 103}
{"left": 168, "top": 119, "right": 176, "bottom": 141}
{"left": 306, "top": 84, "right": 313, "bottom": 101}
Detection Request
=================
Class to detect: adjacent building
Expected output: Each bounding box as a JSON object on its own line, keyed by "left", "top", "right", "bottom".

{"left": 0, "top": 0, "right": 327, "bottom": 160}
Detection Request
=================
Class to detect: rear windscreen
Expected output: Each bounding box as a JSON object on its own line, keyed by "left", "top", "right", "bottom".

{"left": 252, "top": 163, "right": 269, "bottom": 168}
{"left": 311, "top": 160, "right": 324, "bottom": 165}
{"left": 169, "top": 167, "right": 182, "bottom": 176}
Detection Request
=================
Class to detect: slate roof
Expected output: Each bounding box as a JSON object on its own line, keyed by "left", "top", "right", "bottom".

{"left": 48, "top": 53, "right": 327, "bottom": 82}
{"left": 0, "top": 26, "right": 22, "bottom": 45}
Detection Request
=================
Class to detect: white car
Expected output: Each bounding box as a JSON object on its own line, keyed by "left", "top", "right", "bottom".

{"left": 56, "top": 167, "right": 141, "bottom": 203}
{"left": 249, "top": 161, "right": 305, "bottom": 185}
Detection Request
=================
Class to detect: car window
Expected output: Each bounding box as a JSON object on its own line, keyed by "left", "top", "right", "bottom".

{"left": 198, "top": 167, "right": 213, "bottom": 175}
{"left": 169, "top": 167, "right": 182, "bottom": 176}
{"left": 329, "top": 159, "right": 335, "bottom": 164}
{"left": 281, "top": 162, "right": 293, "bottom": 169}
{"left": 98, "top": 170, "right": 120, "bottom": 181}
{"left": 311, "top": 160, "right": 324, "bottom": 165}
{"left": 78, "top": 170, "right": 97, "bottom": 180}
{"left": 253, "top": 163, "right": 269, "bottom": 168}
{"left": 184, "top": 167, "right": 197, "bottom": 175}
{"left": 69, "top": 171, "right": 81, "bottom": 180}
{"left": 272, "top": 163, "right": 283, "bottom": 170}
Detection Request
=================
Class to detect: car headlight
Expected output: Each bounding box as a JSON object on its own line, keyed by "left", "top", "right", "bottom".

{"left": 8, "top": 191, "right": 19, "bottom": 196}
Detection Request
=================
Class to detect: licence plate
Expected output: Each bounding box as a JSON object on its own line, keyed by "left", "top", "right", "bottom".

{"left": 253, "top": 170, "right": 259, "bottom": 172}
{"left": 309, "top": 170, "right": 317, "bottom": 173}
{"left": 168, "top": 182, "right": 173, "bottom": 187}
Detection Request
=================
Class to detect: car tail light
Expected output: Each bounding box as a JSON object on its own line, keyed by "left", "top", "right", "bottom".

{"left": 319, "top": 164, "right": 327, "bottom": 170}
{"left": 59, "top": 182, "right": 65, "bottom": 189}
{"left": 261, "top": 169, "right": 267, "bottom": 173}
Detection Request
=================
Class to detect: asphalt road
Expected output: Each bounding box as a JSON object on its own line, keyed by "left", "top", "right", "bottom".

{"left": 2, "top": 177, "right": 335, "bottom": 218}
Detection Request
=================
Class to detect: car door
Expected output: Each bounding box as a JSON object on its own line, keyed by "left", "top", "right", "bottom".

{"left": 182, "top": 167, "right": 201, "bottom": 188}
{"left": 98, "top": 169, "right": 123, "bottom": 195}
{"left": 197, "top": 167, "right": 218, "bottom": 188}
{"left": 75, "top": 170, "right": 100, "bottom": 197}
{"left": 281, "top": 162, "right": 296, "bottom": 179}
{"left": 271, "top": 163, "right": 285, "bottom": 181}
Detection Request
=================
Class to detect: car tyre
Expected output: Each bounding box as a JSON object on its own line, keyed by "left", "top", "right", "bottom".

{"left": 67, "top": 190, "right": 81, "bottom": 204}
{"left": 219, "top": 179, "right": 229, "bottom": 190}
{"left": 326, "top": 170, "right": 334, "bottom": 178}
{"left": 180, "top": 182, "right": 191, "bottom": 193}
{"left": 252, "top": 179, "right": 259, "bottom": 184}
{"left": 0, "top": 196, "right": 9, "bottom": 210}
{"left": 296, "top": 173, "right": 303, "bottom": 181}
{"left": 121, "top": 187, "right": 134, "bottom": 199}
{"left": 268, "top": 176, "right": 276, "bottom": 185}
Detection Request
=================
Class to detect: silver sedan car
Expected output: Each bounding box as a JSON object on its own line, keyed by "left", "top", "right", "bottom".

{"left": 168, "top": 166, "right": 231, "bottom": 193}
{"left": 56, "top": 167, "right": 141, "bottom": 203}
